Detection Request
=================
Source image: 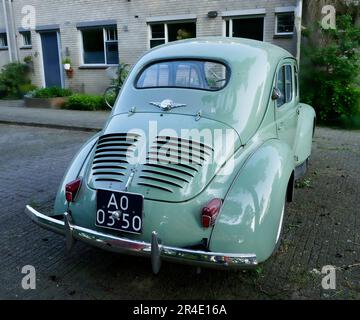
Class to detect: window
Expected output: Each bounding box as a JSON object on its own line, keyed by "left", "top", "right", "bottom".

{"left": 0, "top": 33, "right": 8, "bottom": 48}
{"left": 81, "top": 26, "right": 119, "bottom": 65}
{"left": 150, "top": 24, "right": 166, "bottom": 48}
{"left": 136, "top": 60, "right": 228, "bottom": 91}
{"left": 225, "top": 17, "right": 264, "bottom": 41}
{"left": 149, "top": 21, "right": 196, "bottom": 48}
{"left": 294, "top": 65, "right": 298, "bottom": 97}
{"left": 20, "top": 31, "right": 32, "bottom": 47}
{"left": 275, "top": 12, "right": 295, "bottom": 35}
{"left": 276, "top": 65, "right": 293, "bottom": 107}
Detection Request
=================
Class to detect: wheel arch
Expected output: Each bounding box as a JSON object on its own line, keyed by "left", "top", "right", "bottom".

{"left": 53, "top": 133, "right": 100, "bottom": 216}
{"left": 209, "top": 139, "right": 294, "bottom": 262}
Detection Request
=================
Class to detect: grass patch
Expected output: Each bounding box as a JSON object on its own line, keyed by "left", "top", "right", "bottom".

{"left": 295, "top": 178, "right": 312, "bottom": 189}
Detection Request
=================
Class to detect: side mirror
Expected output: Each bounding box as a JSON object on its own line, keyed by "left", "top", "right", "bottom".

{"left": 272, "top": 87, "right": 282, "bottom": 101}
{"left": 103, "top": 86, "right": 120, "bottom": 109}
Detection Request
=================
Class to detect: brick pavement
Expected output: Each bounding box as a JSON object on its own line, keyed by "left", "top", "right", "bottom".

{"left": 0, "top": 124, "right": 359, "bottom": 299}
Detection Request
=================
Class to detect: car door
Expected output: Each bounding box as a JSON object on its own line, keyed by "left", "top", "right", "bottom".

{"left": 275, "top": 60, "right": 299, "bottom": 151}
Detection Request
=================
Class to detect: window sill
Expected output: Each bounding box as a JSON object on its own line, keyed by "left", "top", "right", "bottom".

{"left": 0, "top": 47, "right": 8, "bottom": 51}
{"left": 79, "top": 64, "right": 118, "bottom": 70}
{"left": 20, "top": 46, "right": 32, "bottom": 50}
{"left": 273, "top": 33, "right": 294, "bottom": 39}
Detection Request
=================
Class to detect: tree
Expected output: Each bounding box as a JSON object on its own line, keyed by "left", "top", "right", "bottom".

{"left": 300, "top": 14, "right": 360, "bottom": 122}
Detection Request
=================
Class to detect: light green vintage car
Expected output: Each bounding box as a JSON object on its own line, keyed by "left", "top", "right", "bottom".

{"left": 25, "top": 37, "right": 315, "bottom": 273}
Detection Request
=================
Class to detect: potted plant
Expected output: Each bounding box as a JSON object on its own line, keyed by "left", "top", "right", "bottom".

{"left": 62, "top": 57, "right": 71, "bottom": 71}
{"left": 23, "top": 55, "right": 34, "bottom": 73}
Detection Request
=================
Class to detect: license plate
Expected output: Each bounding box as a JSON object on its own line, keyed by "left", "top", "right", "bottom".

{"left": 96, "top": 189, "right": 144, "bottom": 234}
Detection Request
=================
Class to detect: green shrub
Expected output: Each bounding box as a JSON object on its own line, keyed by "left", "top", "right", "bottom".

{"left": 300, "top": 15, "right": 360, "bottom": 123}
{"left": 31, "top": 86, "right": 73, "bottom": 98}
{"left": 64, "top": 94, "right": 106, "bottom": 111}
{"left": 19, "top": 83, "right": 37, "bottom": 95}
{"left": 0, "top": 62, "right": 32, "bottom": 99}
{"left": 111, "top": 62, "right": 130, "bottom": 88}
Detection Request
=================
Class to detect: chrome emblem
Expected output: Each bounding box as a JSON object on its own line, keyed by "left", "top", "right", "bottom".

{"left": 149, "top": 99, "right": 187, "bottom": 111}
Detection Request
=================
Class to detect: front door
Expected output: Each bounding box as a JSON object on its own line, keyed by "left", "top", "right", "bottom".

{"left": 40, "top": 32, "right": 62, "bottom": 87}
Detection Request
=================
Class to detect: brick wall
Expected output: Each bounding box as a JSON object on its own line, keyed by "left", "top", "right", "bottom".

{"left": 1, "top": 0, "right": 298, "bottom": 93}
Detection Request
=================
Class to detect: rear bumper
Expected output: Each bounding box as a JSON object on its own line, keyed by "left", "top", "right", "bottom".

{"left": 25, "top": 205, "right": 257, "bottom": 272}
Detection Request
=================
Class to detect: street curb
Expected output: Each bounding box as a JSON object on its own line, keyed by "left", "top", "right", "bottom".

{"left": 0, "top": 120, "right": 101, "bottom": 132}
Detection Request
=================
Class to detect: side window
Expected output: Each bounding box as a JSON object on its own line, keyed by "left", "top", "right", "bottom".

{"left": 285, "top": 65, "right": 293, "bottom": 102}
{"left": 277, "top": 64, "right": 293, "bottom": 107}
{"left": 277, "top": 66, "right": 286, "bottom": 107}
{"left": 294, "top": 65, "right": 298, "bottom": 97}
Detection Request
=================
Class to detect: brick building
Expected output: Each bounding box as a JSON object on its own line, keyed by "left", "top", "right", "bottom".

{"left": 0, "top": 0, "right": 302, "bottom": 93}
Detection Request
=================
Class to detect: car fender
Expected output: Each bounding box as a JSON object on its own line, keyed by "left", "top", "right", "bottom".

{"left": 294, "top": 103, "right": 316, "bottom": 165}
{"left": 53, "top": 133, "right": 100, "bottom": 215}
{"left": 209, "top": 139, "right": 294, "bottom": 262}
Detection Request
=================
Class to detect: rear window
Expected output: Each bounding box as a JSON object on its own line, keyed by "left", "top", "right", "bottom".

{"left": 135, "top": 60, "right": 229, "bottom": 91}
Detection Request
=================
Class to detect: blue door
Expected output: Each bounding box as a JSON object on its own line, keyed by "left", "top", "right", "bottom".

{"left": 41, "top": 32, "right": 62, "bottom": 87}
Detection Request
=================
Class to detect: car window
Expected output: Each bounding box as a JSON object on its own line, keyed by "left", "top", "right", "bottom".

{"left": 285, "top": 65, "right": 293, "bottom": 102}
{"left": 294, "top": 64, "right": 298, "bottom": 97}
{"left": 175, "top": 64, "right": 201, "bottom": 88}
{"left": 277, "top": 64, "right": 293, "bottom": 107}
{"left": 277, "top": 66, "right": 286, "bottom": 107}
{"left": 136, "top": 60, "right": 229, "bottom": 91}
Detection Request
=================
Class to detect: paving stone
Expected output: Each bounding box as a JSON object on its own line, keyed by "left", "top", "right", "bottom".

{"left": 0, "top": 124, "right": 359, "bottom": 299}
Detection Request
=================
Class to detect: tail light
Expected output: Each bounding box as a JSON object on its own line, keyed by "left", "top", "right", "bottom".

{"left": 65, "top": 178, "right": 81, "bottom": 202}
{"left": 201, "top": 198, "right": 222, "bottom": 228}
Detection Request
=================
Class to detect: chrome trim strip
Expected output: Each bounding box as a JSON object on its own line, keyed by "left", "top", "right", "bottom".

{"left": 25, "top": 205, "right": 258, "bottom": 270}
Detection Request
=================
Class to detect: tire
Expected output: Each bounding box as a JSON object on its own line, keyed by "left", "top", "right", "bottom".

{"left": 273, "top": 200, "right": 286, "bottom": 254}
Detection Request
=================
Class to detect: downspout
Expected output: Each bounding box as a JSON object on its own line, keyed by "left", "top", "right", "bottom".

{"left": 2, "top": 0, "right": 12, "bottom": 62}
{"left": 8, "top": 0, "right": 19, "bottom": 61}
{"left": 295, "top": 0, "right": 303, "bottom": 67}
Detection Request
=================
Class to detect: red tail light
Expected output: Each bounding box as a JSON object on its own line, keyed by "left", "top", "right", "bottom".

{"left": 201, "top": 198, "right": 222, "bottom": 228}
{"left": 65, "top": 178, "right": 81, "bottom": 202}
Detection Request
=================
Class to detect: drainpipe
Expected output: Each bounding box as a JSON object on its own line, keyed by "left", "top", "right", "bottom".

{"left": 2, "top": 0, "right": 12, "bottom": 62}
{"left": 8, "top": 0, "right": 19, "bottom": 61}
{"left": 295, "top": 0, "right": 303, "bottom": 67}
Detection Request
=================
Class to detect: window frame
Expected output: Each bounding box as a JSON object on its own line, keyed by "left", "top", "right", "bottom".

{"left": 80, "top": 26, "right": 119, "bottom": 67}
{"left": 223, "top": 15, "right": 265, "bottom": 41}
{"left": 148, "top": 20, "right": 196, "bottom": 49}
{"left": 276, "top": 63, "right": 294, "bottom": 108}
{"left": 275, "top": 12, "right": 295, "bottom": 36}
{"left": 20, "top": 31, "right": 32, "bottom": 48}
{"left": 0, "top": 33, "right": 8, "bottom": 49}
{"left": 134, "top": 58, "right": 231, "bottom": 92}
{"left": 294, "top": 64, "right": 299, "bottom": 98}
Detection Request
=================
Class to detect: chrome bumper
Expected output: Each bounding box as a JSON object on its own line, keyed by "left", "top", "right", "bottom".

{"left": 25, "top": 205, "right": 257, "bottom": 273}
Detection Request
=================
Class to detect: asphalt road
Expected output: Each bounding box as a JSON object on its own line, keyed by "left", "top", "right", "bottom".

{"left": 0, "top": 124, "right": 359, "bottom": 299}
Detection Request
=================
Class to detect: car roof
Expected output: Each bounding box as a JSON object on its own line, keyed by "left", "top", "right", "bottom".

{"left": 118, "top": 37, "right": 296, "bottom": 144}
{"left": 142, "top": 36, "right": 293, "bottom": 66}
